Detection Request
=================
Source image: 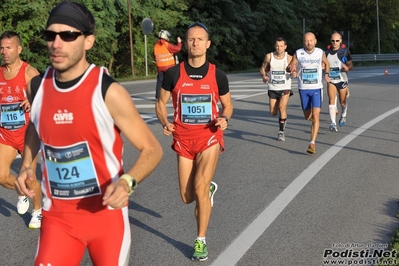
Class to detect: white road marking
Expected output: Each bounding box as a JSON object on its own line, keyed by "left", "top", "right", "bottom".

{"left": 211, "top": 106, "right": 399, "bottom": 266}
{"left": 135, "top": 104, "right": 173, "bottom": 109}
{"left": 133, "top": 71, "right": 398, "bottom": 264}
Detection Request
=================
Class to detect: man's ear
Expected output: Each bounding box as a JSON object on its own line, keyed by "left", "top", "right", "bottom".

{"left": 85, "top": 35, "right": 95, "bottom": 50}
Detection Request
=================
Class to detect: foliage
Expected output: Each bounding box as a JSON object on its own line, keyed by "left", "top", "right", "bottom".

{"left": 0, "top": 0, "right": 398, "bottom": 78}
{"left": 127, "top": 0, "right": 189, "bottom": 77}
{"left": 0, "top": 0, "right": 54, "bottom": 71}
{"left": 183, "top": 0, "right": 259, "bottom": 71}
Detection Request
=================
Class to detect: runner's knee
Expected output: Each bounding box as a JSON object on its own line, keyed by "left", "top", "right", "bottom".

{"left": 0, "top": 170, "right": 11, "bottom": 185}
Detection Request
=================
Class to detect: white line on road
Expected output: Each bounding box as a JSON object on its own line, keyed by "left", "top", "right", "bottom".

{"left": 134, "top": 104, "right": 173, "bottom": 109}
{"left": 211, "top": 106, "right": 399, "bottom": 266}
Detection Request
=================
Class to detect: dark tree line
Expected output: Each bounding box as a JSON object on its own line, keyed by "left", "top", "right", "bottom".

{"left": 1, "top": 0, "right": 398, "bottom": 78}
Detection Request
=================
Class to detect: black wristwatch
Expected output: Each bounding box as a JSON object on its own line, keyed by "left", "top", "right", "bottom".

{"left": 219, "top": 115, "right": 228, "bottom": 123}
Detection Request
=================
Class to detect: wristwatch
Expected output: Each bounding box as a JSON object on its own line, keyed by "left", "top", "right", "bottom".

{"left": 219, "top": 115, "right": 229, "bottom": 123}
{"left": 120, "top": 174, "right": 137, "bottom": 195}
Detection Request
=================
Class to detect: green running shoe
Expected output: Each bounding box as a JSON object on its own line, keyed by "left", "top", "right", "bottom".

{"left": 192, "top": 239, "right": 208, "bottom": 261}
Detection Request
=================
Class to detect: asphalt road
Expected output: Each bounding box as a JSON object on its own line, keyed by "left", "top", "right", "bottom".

{"left": 1, "top": 65, "right": 399, "bottom": 266}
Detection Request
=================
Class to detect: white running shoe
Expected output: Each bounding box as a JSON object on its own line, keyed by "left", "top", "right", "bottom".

{"left": 329, "top": 123, "right": 338, "bottom": 132}
{"left": 29, "top": 208, "right": 42, "bottom": 229}
{"left": 17, "top": 196, "right": 29, "bottom": 215}
{"left": 277, "top": 131, "right": 285, "bottom": 141}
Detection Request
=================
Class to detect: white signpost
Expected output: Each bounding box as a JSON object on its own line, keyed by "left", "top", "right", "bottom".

{"left": 141, "top": 18, "right": 154, "bottom": 76}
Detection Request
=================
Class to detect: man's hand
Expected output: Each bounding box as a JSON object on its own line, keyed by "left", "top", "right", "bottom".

{"left": 102, "top": 179, "right": 130, "bottom": 209}
{"left": 163, "top": 123, "right": 175, "bottom": 136}
{"left": 291, "top": 69, "right": 297, "bottom": 78}
{"left": 20, "top": 99, "right": 31, "bottom": 112}
{"left": 325, "top": 74, "right": 331, "bottom": 83}
{"left": 15, "top": 166, "right": 36, "bottom": 198}
{"left": 288, "top": 64, "right": 297, "bottom": 78}
{"left": 214, "top": 117, "right": 228, "bottom": 131}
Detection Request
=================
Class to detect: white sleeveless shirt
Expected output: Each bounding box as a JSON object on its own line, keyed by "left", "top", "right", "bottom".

{"left": 267, "top": 52, "right": 292, "bottom": 91}
{"left": 295, "top": 47, "right": 324, "bottom": 90}
{"left": 326, "top": 51, "right": 348, "bottom": 83}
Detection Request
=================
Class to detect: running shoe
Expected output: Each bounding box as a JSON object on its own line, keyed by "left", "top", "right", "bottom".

{"left": 17, "top": 196, "right": 29, "bottom": 215}
{"left": 307, "top": 144, "right": 316, "bottom": 154}
{"left": 29, "top": 208, "right": 42, "bottom": 229}
{"left": 277, "top": 131, "right": 285, "bottom": 141}
{"left": 192, "top": 239, "right": 208, "bottom": 261}
{"left": 329, "top": 123, "right": 338, "bottom": 132}
{"left": 339, "top": 117, "right": 346, "bottom": 127}
{"left": 209, "top": 182, "right": 218, "bottom": 207}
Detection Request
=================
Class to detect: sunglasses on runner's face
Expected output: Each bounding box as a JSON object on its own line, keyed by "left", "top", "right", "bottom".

{"left": 331, "top": 40, "right": 341, "bottom": 43}
{"left": 43, "top": 30, "right": 87, "bottom": 42}
{"left": 187, "top": 22, "right": 208, "bottom": 32}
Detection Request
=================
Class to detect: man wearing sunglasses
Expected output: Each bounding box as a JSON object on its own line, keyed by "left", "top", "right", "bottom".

{"left": 15, "top": 2, "right": 163, "bottom": 265}
{"left": 289, "top": 32, "right": 331, "bottom": 154}
{"left": 0, "top": 31, "right": 42, "bottom": 229}
{"left": 325, "top": 32, "right": 353, "bottom": 132}
{"left": 156, "top": 22, "right": 233, "bottom": 261}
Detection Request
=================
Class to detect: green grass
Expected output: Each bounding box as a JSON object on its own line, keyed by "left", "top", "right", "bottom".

{"left": 374, "top": 212, "right": 399, "bottom": 266}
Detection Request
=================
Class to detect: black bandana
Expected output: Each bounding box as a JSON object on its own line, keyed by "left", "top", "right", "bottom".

{"left": 46, "top": 2, "right": 92, "bottom": 33}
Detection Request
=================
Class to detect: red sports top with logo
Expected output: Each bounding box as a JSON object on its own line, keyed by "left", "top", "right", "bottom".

{"left": 0, "top": 61, "right": 29, "bottom": 130}
{"left": 31, "top": 64, "right": 124, "bottom": 213}
{"left": 171, "top": 62, "right": 223, "bottom": 140}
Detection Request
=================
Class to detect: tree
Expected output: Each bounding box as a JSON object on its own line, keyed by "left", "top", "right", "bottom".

{"left": 184, "top": 0, "right": 260, "bottom": 71}
{"left": 1, "top": 0, "right": 398, "bottom": 78}
{"left": 321, "top": 0, "right": 399, "bottom": 53}
{"left": 0, "top": 0, "right": 56, "bottom": 71}
{"left": 123, "top": 0, "right": 189, "bottom": 77}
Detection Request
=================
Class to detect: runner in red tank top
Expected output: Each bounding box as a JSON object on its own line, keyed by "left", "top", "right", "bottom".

{"left": 14, "top": 2, "right": 162, "bottom": 266}
{"left": 156, "top": 22, "right": 233, "bottom": 261}
{"left": 0, "top": 30, "right": 42, "bottom": 228}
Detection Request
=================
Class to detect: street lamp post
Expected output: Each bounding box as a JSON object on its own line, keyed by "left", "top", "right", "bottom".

{"left": 141, "top": 18, "right": 154, "bottom": 77}
{"left": 128, "top": 0, "right": 134, "bottom": 77}
{"left": 376, "top": 0, "right": 380, "bottom": 54}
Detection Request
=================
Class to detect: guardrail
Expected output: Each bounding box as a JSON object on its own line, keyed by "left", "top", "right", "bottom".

{"left": 351, "top": 53, "right": 399, "bottom": 62}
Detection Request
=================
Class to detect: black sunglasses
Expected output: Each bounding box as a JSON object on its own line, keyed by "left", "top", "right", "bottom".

{"left": 331, "top": 40, "right": 341, "bottom": 43}
{"left": 187, "top": 22, "right": 208, "bottom": 32}
{"left": 43, "top": 30, "right": 88, "bottom": 42}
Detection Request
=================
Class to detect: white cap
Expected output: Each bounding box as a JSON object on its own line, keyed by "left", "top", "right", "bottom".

{"left": 158, "top": 30, "right": 171, "bottom": 41}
